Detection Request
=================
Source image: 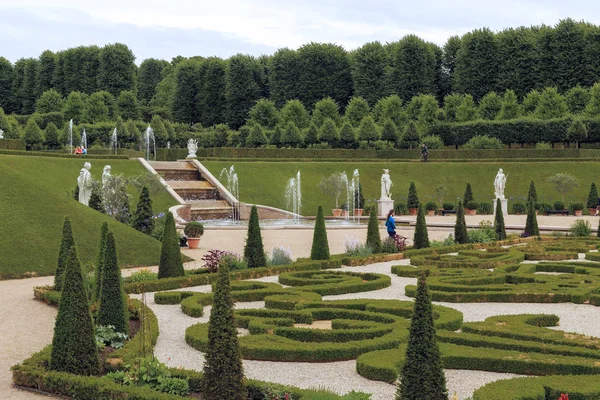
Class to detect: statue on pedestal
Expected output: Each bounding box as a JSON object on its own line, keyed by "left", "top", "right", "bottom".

{"left": 494, "top": 168, "right": 508, "bottom": 199}
{"left": 102, "top": 165, "right": 112, "bottom": 187}
{"left": 187, "top": 138, "right": 198, "bottom": 158}
{"left": 381, "top": 169, "right": 392, "bottom": 200}
{"left": 77, "top": 162, "right": 92, "bottom": 206}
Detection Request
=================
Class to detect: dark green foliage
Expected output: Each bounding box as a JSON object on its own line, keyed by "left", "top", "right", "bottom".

{"left": 36, "top": 89, "right": 63, "bottom": 113}
{"left": 497, "top": 90, "right": 522, "bottom": 120}
{"left": 454, "top": 201, "right": 469, "bottom": 244}
{"left": 202, "top": 261, "right": 247, "bottom": 400}
{"left": 565, "top": 86, "right": 590, "bottom": 114}
{"left": 54, "top": 217, "right": 75, "bottom": 291}
{"left": 463, "top": 183, "right": 474, "bottom": 205}
{"left": 93, "top": 222, "right": 108, "bottom": 301}
{"left": 456, "top": 94, "right": 479, "bottom": 122}
{"left": 318, "top": 118, "right": 339, "bottom": 145}
{"left": 89, "top": 186, "right": 104, "bottom": 213}
{"left": 402, "top": 121, "right": 420, "bottom": 149}
{"left": 355, "top": 183, "right": 365, "bottom": 209}
{"left": 131, "top": 186, "right": 154, "bottom": 235}
{"left": 495, "top": 27, "right": 538, "bottom": 97}
{"left": 524, "top": 198, "right": 540, "bottom": 236}
{"left": 413, "top": 204, "right": 429, "bottom": 249}
{"left": 267, "top": 48, "right": 301, "bottom": 108}
{"left": 358, "top": 116, "right": 379, "bottom": 143}
{"left": 84, "top": 92, "right": 109, "bottom": 123}
{"left": 116, "top": 90, "right": 140, "bottom": 120}
{"left": 478, "top": 92, "right": 502, "bottom": 120}
{"left": 339, "top": 122, "right": 357, "bottom": 148}
{"left": 350, "top": 41, "right": 389, "bottom": 106}
{"left": 0, "top": 57, "right": 13, "bottom": 112}
{"left": 494, "top": 199, "right": 506, "bottom": 240}
{"left": 137, "top": 58, "right": 169, "bottom": 104}
{"left": 304, "top": 123, "right": 319, "bottom": 147}
{"left": 534, "top": 87, "right": 568, "bottom": 120}
{"left": 381, "top": 119, "right": 398, "bottom": 144}
{"left": 158, "top": 212, "right": 184, "bottom": 278}
{"left": 587, "top": 183, "right": 598, "bottom": 209}
{"left": 407, "top": 182, "right": 419, "bottom": 209}
{"left": 345, "top": 96, "right": 371, "bottom": 127}
{"left": 567, "top": 119, "right": 588, "bottom": 146}
{"left": 389, "top": 35, "right": 436, "bottom": 102}
{"left": 62, "top": 91, "right": 86, "bottom": 122}
{"left": 310, "top": 205, "right": 330, "bottom": 260}
{"left": 97, "top": 43, "right": 137, "bottom": 97}
{"left": 97, "top": 231, "right": 129, "bottom": 335}
{"left": 311, "top": 97, "right": 340, "bottom": 127}
{"left": 244, "top": 205, "right": 267, "bottom": 268}
{"left": 197, "top": 57, "right": 228, "bottom": 127}
{"left": 279, "top": 99, "right": 310, "bottom": 129}
{"left": 49, "top": 246, "right": 100, "bottom": 376}
{"left": 172, "top": 60, "right": 199, "bottom": 124}
{"left": 225, "top": 54, "right": 263, "bottom": 129}
{"left": 248, "top": 98, "right": 279, "bottom": 129}
{"left": 281, "top": 122, "right": 302, "bottom": 148}
{"left": 23, "top": 118, "right": 43, "bottom": 150}
{"left": 527, "top": 180, "right": 538, "bottom": 204}
{"left": 269, "top": 125, "right": 283, "bottom": 147}
{"left": 396, "top": 273, "right": 447, "bottom": 400}
{"left": 454, "top": 28, "right": 498, "bottom": 101}
{"left": 366, "top": 207, "right": 382, "bottom": 253}
{"left": 246, "top": 124, "right": 268, "bottom": 147}
{"left": 44, "top": 122, "right": 60, "bottom": 149}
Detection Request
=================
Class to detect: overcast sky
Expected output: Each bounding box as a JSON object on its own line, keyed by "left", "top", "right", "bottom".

{"left": 1, "top": 0, "right": 599, "bottom": 64}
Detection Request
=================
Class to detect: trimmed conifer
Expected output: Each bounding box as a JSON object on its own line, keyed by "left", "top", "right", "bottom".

{"left": 93, "top": 222, "right": 109, "bottom": 301}
{"left": 89, "top": 186, "right": 104, "bottom": 213}
{"left": 54, "top": 217, "right": 75, "bottom": 291}
{"left": 454, "top": 201, "right": 469, "bottom": 244}
{"left": 587, "top": 182, "right": 598, "bottom": 210}
{"left": 310, "top": 205, "right": 330, "bottom": 260}
{"left": 524, "top": 197, "right": 539, "bottom": 236}
{"left": 202, "top": 261, "right": 246, "bottom": 400}
{"left": 132, "top": 186, "right": 154, "bottom": 235}
{"left": 407, "top": 182, "right": 419, "bottom": 209}
{"left": 494, "top": 198, "right": 506, "bottom": 240}
{"left": 413, "top": 204, "right": 429, "bottom": 249}
{"left": 527, "top": 180, "right": 538, "bottom": 204}
{"left": 158, "top": 212, "right": 184, "bottom": 278}
{"left": 97, "top": 231, "right": 129, "bottom": 335}
{"left": 366, "top": 207, "right": 382, "bottom": 253}
{"left": 463, "top": 183, "right": 474, "bottom": 205}
{"left": 396, "top": 272, "right": 447, "bottom": 400}
{"left": 244, "top": 205, "right": 267, "bottom": 268}
{"left": 49, "top": 246, "right": 100, "bottom": 375}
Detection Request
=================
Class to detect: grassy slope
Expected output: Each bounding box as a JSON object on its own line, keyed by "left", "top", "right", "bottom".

{"left": 203, "top": 161, "right": 600, "bottom": 215}
{"left": 0, "top": 155, "right": 177, "bottom": 278}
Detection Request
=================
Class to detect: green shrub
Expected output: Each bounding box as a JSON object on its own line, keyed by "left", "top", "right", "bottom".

{"left": 394, "top": 203, "right": 407, "bottom": 215}
{"left": 425, "top": 202, "right": 437, "bottom": 211}
{"left": 527, "top": 180, "right": 538, "bottom": 204}
{"left": 0, "top": 138, "right": 26, "bottom": 150}
{"left": 569, "top": 202, "right": 584, "bottom": 212}
{"left": 538, "top": 202, "right": 552, "bottom": 214}
{"left": 244, "top": 205, "right": 267, "bottom": 268}
{"left": 454, "top": 201, "right": 468, "bottom": 244}
{"left": 421, "top": 135, "right": 443, "bottom": 150}
{"left": 477, "top": 202, "right": 493, "bottom": 215}
{"left": 466, "top": 200, "right": 479, "bottom": 210}
{"left": 570, "top": 220, "right": 592, "bottom": 237}
{"left": 132, "top": 186, "right": 154, "bottom": 235}
{"left": 535, "top": 141, "right": 552, "bottom": 149}
{"left": 554, "top": 200, "right": 565, "bottom": 210}
{"left": 588, "top": 182, "right": 599, "bottom": 209}
{"left": 463, "top": 135, "right": 503, "bottom": 149}
{"left": 494, "top": 199, "right": 506, "bottom": 240}
{"left": 442, "top": 202, "right": 454, "bottom": 211}
{"left": 158, "top": 212, "right": 184, "bottom": 278}
{"left": 524, "top": 198, "right": 539, "bottom": 236}
{"left": 463, "top": 183, "right": 474, "bottom": 205}
{"left": 407, "top": 182, "right": 419, "bottom": 209}
{"left": 413, "top": 204, "right": 429, "bottom": 249}
{"left": 183, "top": 221, "right": 204, "bottom": 238}
{"left": 89, "top": 185, "right": 104, "bottom": 212}
{"left": 269, "top": 246, "right": 293, "bottom": 266}
{"left": 512, "top": 202, "right": 526, "bottom": 214}
{"left": 126, "top": 269, "right": 158, "bottom": 283}
{"left": 310, "top": 205, "right": 330, "bottom": 260}
{"left": 366, "top": 208, "right": 382, "bottom": 253}
{"left": 93, "top": 222, "right": 109, "bottom": 301}
{"left": 54, "top": 217, "right": 75, "bottom": 292}
{"left": 95, "top": 325, "right": 128, "bottom": 349}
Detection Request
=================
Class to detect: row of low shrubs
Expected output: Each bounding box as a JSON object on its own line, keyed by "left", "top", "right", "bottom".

{"left": 0, "top": 138, "right": 26, "bottom": 150}
{"left": 0, "top": 148, "right": 129, "bottom": 159}
{"left": 473, "top": 375, "right": 600, "bottom": 400}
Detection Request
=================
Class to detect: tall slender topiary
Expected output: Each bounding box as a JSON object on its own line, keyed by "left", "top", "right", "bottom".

{"left": 407, "top": 182, "right": 420, "bottom": 209}
{"left": 527, "top": 180, "right": 538, "bottom": 204}
{"left": 494, "top": 198, "right": 506, "bottom": 240}
{"left": 413, "top": 204, "right": 429, "bottom": 249}
{"left": 454, "top": 201, "right": 468, "bottom": 244}
{"left": 310, "top": 205, "right": 330, "bottom": 260}
{"left": 397, "top": 272, "right": 447, "bottom": 400}
{"left": 202, "top": 261, "right": 247, "bottom": 400}
{"left": 132, "top": 186, "right": 154, "bottom": 235}
{"left": 244, "top": 205, "right": 267, "bottom": 268}
{"left": 524, "top": 197, "right": 539, "bottom": 236}
{"left": 587, "top": 182, "right": 598, "bottom": 210}
{"left": 49, "top": 246, "right": 99, "bottom": 375}
{"left": 89, "top": 186, "right": 104, "bottom": 213}
{"left": 97, "top": 231, "right": 129, "bottom": 335}
{"left": 463, "top": 183, "right": 474, "bottom": 205}
{"left": 366, "top": 207, "right": 382, "bottom": 253}
{"left": 158, "top": 212, "right": 184, "bottom": 278}
{"left": 93, "top": 222, "right": 109, "bottom": 301}
{"left": 54, "top": 217, "right": 75, "bottom": 291}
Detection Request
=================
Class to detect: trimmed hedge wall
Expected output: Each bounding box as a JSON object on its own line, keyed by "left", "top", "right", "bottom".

{"left": 0, "top": 138, "right": 26, "bottom": 150}
{"left": 0, "top": 149, "right": 129, "bottom": 159}
{"left": 473, "top": 375, "right": 600, "bottom": 400}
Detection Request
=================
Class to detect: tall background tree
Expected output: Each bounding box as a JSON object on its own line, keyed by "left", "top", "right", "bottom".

{"left": 388, "top": 35, "right": 436, "bottom": 102}
{"left": 350, "top": 41, "right": 390, "bottom": 106}
{"left": 225, "top": 54, "right": 263, "bottom": 129}
{"left": 137, "top": 58, "right": 169, "bottom": 105}
{"left": 454, "top": 28, "right": 498, "bottom": 101}
{"left": 97, "top": 43, "right": 137, "bottom": 97}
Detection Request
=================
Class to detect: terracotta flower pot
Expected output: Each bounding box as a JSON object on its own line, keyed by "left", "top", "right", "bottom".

{"left": 575, "top": 210, "right": 583, "bottom": 216}
{"left": 409, "top": 208, "right": 418, "bottom": 216}
{"left": 589, "top": 208, "right": 597, "bottom": 216}
{"left": 187, "top": 237, "right": 201, "bottom": 249}
{"left": 427, "top": 210, "right": 435, "bottom": 216}
{"left": 468, "top": 209, "right": 477, "bottom": 216}
{"left": 354, "top": 209, "right": 364, "bottom": 217}
{"left": 341, "top": 210, "right": 349, "bottom": 217}
{"left": 332, "top": 208, "right": 342, "bottom": 217}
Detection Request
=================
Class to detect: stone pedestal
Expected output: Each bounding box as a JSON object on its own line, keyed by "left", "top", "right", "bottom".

{"left": 493, "top": 198, "right": 508, "bottom": 217}
{"left": 377, "top": 199, "right": 394, "bottom": 217}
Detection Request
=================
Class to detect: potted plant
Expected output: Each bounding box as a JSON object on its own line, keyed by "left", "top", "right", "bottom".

{"left": 184, "top": 221, "right": 204, "bottom": 249}
{"left": 318, "top": 173, "right": 345, "bottom": 217}
{"left": 512, "top": 202, "right": 525, "bottom": 215}
{"left": 442, "top": 202, "right": 454, "bottom": 212}
{"left": 571, "top": 202, "right": 584, "bottom": 217}
{"left": 425, "top": 201, "right": 437, "bottom": 216}
{"left": 587, "top": 182, "right": 598, "bottom": 216}
{"left": 554, "top": 201, "right": 565, "bottom": 211}
{"left": 466, "top": 200, "right": 478, "bottom": 216}
{"left": 394, "top": 203, "right": 407, "bottom": 215}
{"left": 340, "top": 203, "right": 349, "bottom": 217}
{"left": 407, "top": 182, "right": 419, "bottom": 216}
{"left": 353, "top": 183, "right": 365, "bottom": 217}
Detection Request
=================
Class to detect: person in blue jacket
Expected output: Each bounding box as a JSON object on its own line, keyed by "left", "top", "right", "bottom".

{"left": 385, "top": 209, "right": 396, "bottom": 238}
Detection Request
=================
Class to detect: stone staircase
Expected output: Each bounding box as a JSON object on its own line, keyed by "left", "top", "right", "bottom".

{"left": 147, "top": 161, "right": 234, "bottom": 220}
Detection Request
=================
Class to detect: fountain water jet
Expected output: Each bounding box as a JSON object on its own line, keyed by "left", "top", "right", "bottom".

{"left": 351, "top": 169, "right": 360, "bottom": 222}
{"left": 68, "top": 119, "right": 73, "bottom": 154}
{"left": 144, "top": 126, "right": 156, "bottom": 161}
{"left": 285, "top": 171, "right": 301, "bottom": 223}
{"left": 219, "top": 165, "right": 240, "bottom": 221}
{"left": 110, "top": 128, "right": 118, "bottom": 155}
{"left": 81, "top": 129, "right": 87, "bottom": 150}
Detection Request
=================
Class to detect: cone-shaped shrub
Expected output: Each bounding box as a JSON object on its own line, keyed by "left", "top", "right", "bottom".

{"left": 132, "top": 186, "right": 154, "bottom": 235}
{"left": 310, "top": 205, "right": 330, "bottom": 260}
{"left": 454, "top": 201, "right": 468, "bottom": 244}
{"left": 89, "top": 186, "right": 104, "bottom": 213}
{"left": 93, "top": 222, "right": 109, "bottom": 301}
{"left": 413, "top": 204, "right": 429, "bottom": 249}
{"left": 524, "top": 197, "right": 539, "bottom": 236}
{"left": 158, "top": 212, "right": 184, "bottom": 278}
{"left": 396, "top": 272, "right": 447, "bottom": 400}
{"left": 587, "top": 182, "right": 598, "bottom": 209}
{"left": 527, "top": 180, "right": 538, "bottom": 204}
{"left": 49, "top": 246, "right": 99, "bottom": 375}
{"left": 366, "top": 207, "right": 382, "bottom": 253}
{"left": 463, "top": 183, "right": 474, "bottom": 206}
{"left": 202, "top": 261, "right": 246, "bottom": 400}
{"left": 97, "top": 231, "right": 129, "bottom": 335}
{"left": 494, "top": 199, "right": 506, "bottom": 240}
{"left": 244, "top": 205, "right": 267, "bottom": 268}
{"left": 407, "top": 182, "right": 419, "bottom": 209}
{"left": 54, "top": 217, "right": 75, "bottom": 291}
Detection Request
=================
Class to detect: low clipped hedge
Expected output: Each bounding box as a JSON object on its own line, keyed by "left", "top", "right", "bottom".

{"left": 473, "top": 375, "right": 600, "bottom": 400}
{"left": 0, "top": 149, "right": 129, "bottom": 159}
{"left": 0, "top": 138, "right": 25, "bottom": 150}
{"left": 409, "top": 249, "right": 524, "bottom": 269}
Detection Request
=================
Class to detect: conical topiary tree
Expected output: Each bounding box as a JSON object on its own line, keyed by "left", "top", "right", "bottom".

{"left": 587, "top": 182, "right": 598, "bottom": 211}
{"left": 527, "top": 180, "right": 538, "bottom": 204}
{"left": 463, "top": 183, "right": 474, "bottom": 206}
{"left": 396, "top": 272, "right": 447, "bottom": 400}
{"left": 244, "top": 205, "right": 267, "bottom": 268}
{"left": 54, "top": 217, "right": 75, "bottom": 291}
{"left": 407, "top": 182, "right": 420, "bottom": 210}
{"left": 366, "top": 207, "right": 382, "bottom": 253}
{"left": 413, "top": 204, "right": 429, "bottom": 249}
{"left": 93, "top": 222, "right": 109, "bottom": 301}
{"left": 49, "top": 246, "right": 100, "bottom": 375}
{"left": 310, "top": 205, "right": 330, "bottom": 260}
{"left": 158, "top": 212, "right": 184, "bottom": 278}
{"left": 494, "top": 198, "right": 506, "bottom": 240}
{"left": 202, "top": 260, "right": 246, "bottom": 400}
{"left": 132, "top": 186, "right": 154, "bottom": 235}
{"left": 524, "top": 197, "right": 539, "bottom": 236}
{"left": 89, "top": 186, "right": 104, "bottom": 213}
{"left": 97, "top": 231, "right": 129, "bottom": 335}
{"left": 454, "top": 201, "right": 468, "bottom": 244}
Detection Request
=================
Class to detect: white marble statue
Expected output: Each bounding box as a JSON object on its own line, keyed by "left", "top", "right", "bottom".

{"left": 187, "top": 138, "right": 198, "bottom": 158}
{"left": 494, "top": 168, "right": 508, "bottom": 199}
{"left": 77, "top": 162, "right": 92, "bottom": 206}
{"left": 102, "top": 165, "right": 112, "bottom": 186}
{"left": 381, "top": 169, "right": 392, "bottom": 200}
{"left": 0, "top": 129, "right": 4, "bottom": 139}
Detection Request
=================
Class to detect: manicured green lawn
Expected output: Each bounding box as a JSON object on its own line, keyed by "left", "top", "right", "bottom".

{"left": 0, "top": 155, "right": 177, "bottom": 279}
{"left": 203, "top": 160, "right": 600, "bottom": 215}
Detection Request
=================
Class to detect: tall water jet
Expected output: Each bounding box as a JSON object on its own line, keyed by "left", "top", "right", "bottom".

{"left": 144, "top": 125, "right": 156, "bottom": 161}
{"left": 351, "top": 169, "right": 360, "bottom": 222}
{"left": 68, "top": 119, "right": 73, "bottom": 154}
{"left": 219, "top": 165, "right": 240, "bottom": 221}
{"left": 285, "top": 171, "right": 301, "bottom": 223}
{"left": 81, "top": 129, "right": 87, "bottom": 150}
{"left": 340, "top": 171, "right": 350, "bottom": 221}
{"left": 110, "top": 128, "right": 118, "bottom": 155}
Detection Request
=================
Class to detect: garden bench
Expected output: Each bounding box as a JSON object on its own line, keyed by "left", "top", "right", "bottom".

{"left": 441, "top": 210, "right": 457, "bottom": 216}
{"left": 545, "top": 210, "right": 569, "bottom": 216}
